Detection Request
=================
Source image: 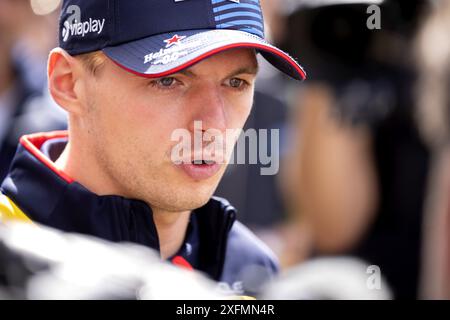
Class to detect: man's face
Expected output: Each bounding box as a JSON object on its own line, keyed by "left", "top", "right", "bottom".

{"left": 80, "top": 48, "right": 258, "bottom": 212}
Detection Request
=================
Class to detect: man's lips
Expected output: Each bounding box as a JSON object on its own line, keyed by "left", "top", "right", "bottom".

{"left": 177, "top": 161, "right": 222, "bottom": 181}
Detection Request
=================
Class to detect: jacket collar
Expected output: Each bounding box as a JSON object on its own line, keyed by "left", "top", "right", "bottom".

{"left": 1, "top": 131, "right": 236, "bottom": 280}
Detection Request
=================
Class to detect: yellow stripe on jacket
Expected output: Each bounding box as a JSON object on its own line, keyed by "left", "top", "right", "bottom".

{"left": 0, "top": 194, "right": 32, "bottom": 223}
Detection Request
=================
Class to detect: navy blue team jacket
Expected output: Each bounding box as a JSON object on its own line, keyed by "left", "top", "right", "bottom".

{"left": 0, "top": 131, "right": 279, "bottom": 295}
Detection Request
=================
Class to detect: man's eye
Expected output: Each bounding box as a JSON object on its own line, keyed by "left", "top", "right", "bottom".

{"left": 149, "top": 77, "right": 181, "bottom": 90}
{"left": 229, "top": 78, "right": 246, "bottom": 88}
{"left": 158, "top": 77, "right": 176, "bottom": 87}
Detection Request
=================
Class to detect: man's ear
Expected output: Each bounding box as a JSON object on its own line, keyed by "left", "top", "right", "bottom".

{"left": 48, "top": 48, "right": 86, "bottom": 115}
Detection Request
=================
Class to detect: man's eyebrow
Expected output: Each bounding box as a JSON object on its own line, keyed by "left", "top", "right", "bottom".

{"left": 176, "top": 64, "right": 259, "bottom": 78}
{"left": 178, "top": 69, "right": 196, "bottom": 77}
{"left": 227, "top": 65, "right": 259, "bottom": 78}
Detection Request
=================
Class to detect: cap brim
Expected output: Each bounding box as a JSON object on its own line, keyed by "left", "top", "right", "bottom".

{"left": 102, "top": 29, "right": 306, "bottom": 81}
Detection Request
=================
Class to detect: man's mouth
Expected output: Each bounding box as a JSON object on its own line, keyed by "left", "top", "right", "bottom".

{"left": 191, "top": 160, "right": 217, "bottom": 165}
{"left": 177, "top": 159, "right": 222, "bottom": 181}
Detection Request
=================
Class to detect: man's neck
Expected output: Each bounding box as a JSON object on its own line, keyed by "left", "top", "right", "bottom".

{"left": 55, "top": 138, "right": 192, "bottom": 260}
{"left": 152, "top": 209, "right": 192, "bottom": 260}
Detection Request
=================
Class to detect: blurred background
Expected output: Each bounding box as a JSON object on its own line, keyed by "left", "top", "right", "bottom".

{"left": 1, "top": 0, "right": 449, "bottom": 299}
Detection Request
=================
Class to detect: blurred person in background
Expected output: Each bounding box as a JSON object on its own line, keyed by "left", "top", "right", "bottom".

{"left": 0, "top": 0, "right": 66, "bottom": 182}
{"left": 415, "top": 0, "right": 450, "bottom": 299}
{"left": 280, "top": 0, "right": 431, "bottom": 298}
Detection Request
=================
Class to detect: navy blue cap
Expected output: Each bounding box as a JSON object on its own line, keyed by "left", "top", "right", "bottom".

{"left": 59, "top": 0, "right": 306, "bottom": 80}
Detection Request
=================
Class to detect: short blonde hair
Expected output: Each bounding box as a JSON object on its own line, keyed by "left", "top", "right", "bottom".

{"left": 76, "top": 51, "right": 107, "bottom": 75}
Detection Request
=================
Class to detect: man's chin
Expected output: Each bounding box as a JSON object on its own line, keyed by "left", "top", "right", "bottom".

{"left": 151, "top": 184, "right": 218, "bottom": 213}
{"left": 144, "top": 167, "right": 225, "bottom": 212}
{"left": 157, "top": 196, "right": 212, "bottom": 213}
{"left": 176, "top": 187, "right": 216, "bottom": 210}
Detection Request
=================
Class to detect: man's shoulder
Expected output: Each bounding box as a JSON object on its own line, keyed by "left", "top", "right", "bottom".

{"left": 227, "top": 221, "right": 279, "bottom": 271}
{"left": 0, "top": 193, "right": 32, "bottom": 223}
{"left": 220, "top": 219, "right": 279, "bottom": 295}
{"left": 208, "top": 196, "right": 279, "bottom": 273}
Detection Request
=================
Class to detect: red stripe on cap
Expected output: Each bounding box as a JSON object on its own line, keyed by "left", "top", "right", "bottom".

{"left": 108, "top": 42, "right": 306, "bottom": 80}
{"left": 20, "top": 131, "right": 74, "bottom": 184}
{"left": 172, "top": 256, "right": 194, "bottom": 271}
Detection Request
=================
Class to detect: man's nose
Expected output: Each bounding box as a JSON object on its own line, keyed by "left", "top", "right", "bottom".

{"left": 187, "top": 83, "right": 227, "bottom": 133}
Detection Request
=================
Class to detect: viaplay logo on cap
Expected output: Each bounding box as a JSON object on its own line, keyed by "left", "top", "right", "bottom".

{"left": 61, "top": 5, "right": 106, "bottom": 42}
